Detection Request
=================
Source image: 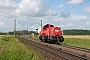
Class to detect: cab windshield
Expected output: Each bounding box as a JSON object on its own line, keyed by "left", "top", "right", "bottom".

{"left": 50, "top": 25, "right": 54, "bottom": 27}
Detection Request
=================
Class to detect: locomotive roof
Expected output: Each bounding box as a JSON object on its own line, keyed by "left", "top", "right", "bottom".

{"left": 44, "top": 24, "right": 54, "bottom": 26}
{"left": 45, "top": 24, "right": 53, "bottom": 25}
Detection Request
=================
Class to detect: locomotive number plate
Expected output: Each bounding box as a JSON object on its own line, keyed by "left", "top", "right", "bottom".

{"left": 55, "top": 30, "right": 59, "bottom": 32}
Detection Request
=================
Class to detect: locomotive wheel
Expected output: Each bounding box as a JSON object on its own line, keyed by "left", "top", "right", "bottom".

{"left": 53, "top": 40, "right": 59, "bottom": 44}
{"left": 43, "top": 39, "right": 46, "bottom": 43}
{"left": 56, "top": 41, "right": 59, "bottom": 44}
{"left": 40, "top": 40, "right": 43, "bottom": 42}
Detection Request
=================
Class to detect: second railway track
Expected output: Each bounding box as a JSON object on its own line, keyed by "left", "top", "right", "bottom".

{"left": 60, "top": 44, "right": 90, "bottom": 52}
{"left": 18, "top": 36, "right": 88, "bottom": 60}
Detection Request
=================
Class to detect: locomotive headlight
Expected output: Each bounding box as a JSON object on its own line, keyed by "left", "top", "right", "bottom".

{"left": 55, "top": 30, "right": 59, "bottom": 32}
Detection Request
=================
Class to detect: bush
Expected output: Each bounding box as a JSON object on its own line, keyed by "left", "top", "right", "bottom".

{"left": 1, "top": 37, "right": 9, "bottom": 41}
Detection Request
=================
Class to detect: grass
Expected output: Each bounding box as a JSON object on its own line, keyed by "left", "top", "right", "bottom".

{"left": 28, "top": 35, "right": 39, "bottom": 40}
{"left": 64, "top": 35, "right": 90, "bottom": 40}
{"left": 0, "top": 35, "right": 42, "bottom": 60}
{"left": 62, "top": 35, "right": 90, "bottom": 49}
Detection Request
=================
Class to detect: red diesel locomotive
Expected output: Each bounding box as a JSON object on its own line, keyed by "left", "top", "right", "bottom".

{"left": 39, "top": 24, "right": 64, "bottom": 43}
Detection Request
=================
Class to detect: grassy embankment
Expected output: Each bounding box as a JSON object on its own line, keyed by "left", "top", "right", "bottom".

{"left": 62, "top": 35, "right": 90, "bottom": 49}
{"left": 0, "top": 35, "right": 42, "bottom": 60}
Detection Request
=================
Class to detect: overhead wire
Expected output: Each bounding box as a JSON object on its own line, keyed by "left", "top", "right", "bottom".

{"left": 36, "top": 0, "right": 47, "bottom": 11}
{"left": 64, "top": 0, "right": 90, "bottom": 12}
{"left": 31, "top": 0, "right": 48, "bottom": 25}
{"left": 16, "top": 0, "right": 48, "bottom": 26}
{"left": 34, "top": 0, "right": 55, "bottom": 17}
{"left": 32, "top": 0, "right": 55, "bottom": 25}
{"left": 33, "top": 0, "right": 90, "bottom": 26}
{"left": 16, "top": 0, "right": 55, "bottom": 30}
{"left": 18, "top": 0, "right": 90, "bottom": 25}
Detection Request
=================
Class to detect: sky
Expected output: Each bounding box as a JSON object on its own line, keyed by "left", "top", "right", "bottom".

{"left": 0, "top": 0, "right": 90, "bottom": 32}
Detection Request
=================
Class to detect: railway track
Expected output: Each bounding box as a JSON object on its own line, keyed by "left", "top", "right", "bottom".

{"left": 28, "top": 37, "right": 90, "bottom": 53}
{"left": 18, "top": 36, "right": 88, "bottom": 60}
{"left": 60, "top": 44, "right": 90, "bottom": 52}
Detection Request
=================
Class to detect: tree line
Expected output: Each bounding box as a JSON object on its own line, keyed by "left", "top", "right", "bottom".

{"left": 63, "top": 29, "right": 90, "bottom": 35}
{"left": 0, "top": 29, "right": 90, "bottom": 35}
{"left": 0, "top": 30, "right": 38, "bottom": 35}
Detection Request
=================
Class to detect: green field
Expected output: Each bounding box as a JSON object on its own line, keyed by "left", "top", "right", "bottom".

{"left": 62, "top": 35, "right": 90, "bottom": 49}
{"left": 0, "top": 35, "right": 42, "bottom": 60}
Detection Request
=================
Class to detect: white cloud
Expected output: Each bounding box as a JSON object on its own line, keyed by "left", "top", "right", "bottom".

{"left": 60, "top": 25, "right": 66, "bottom": 27}
{"left": 16, "top": 0, "right": 57, "bottom": 17}
{"left": 0, "top": 0, "right": 19, "bottom": 18}
{"left": 84, "top": 6, "right": 90, "bottom": 13}
{"left": 67, "top": 0, "right": 83, "bottom": 4}
{"left": 31, "top": 25, "right": 36, "bottom": 29}
{"left": 17, "top": 0, "right": 41, "bottom": 16}
{"left": 0, "top": 22, "right": 4, "bottom": 28}
{"left": 46, "top": 9, "right": 57, "bottom": 16}
{"left": 43, "top": 14, "right": 89, "bottom": 30}
{"left": 70, "top": 14, "right": 89, "bottom": 20}
{"left": 59, "top": 12, "right": 71, "bottom": 18}
{"left": 0, "top": 0, "right": 18, "bottom": 10}
{"left": 86, "top": 22, "right": 90, "bottom": 25}
{"left": 58, "top": 4, "right": 65, "bottom": 8}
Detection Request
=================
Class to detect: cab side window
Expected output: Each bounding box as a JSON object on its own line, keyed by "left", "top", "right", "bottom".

{"left": 43, "top": 25, "right": 48, "bottom": 29}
